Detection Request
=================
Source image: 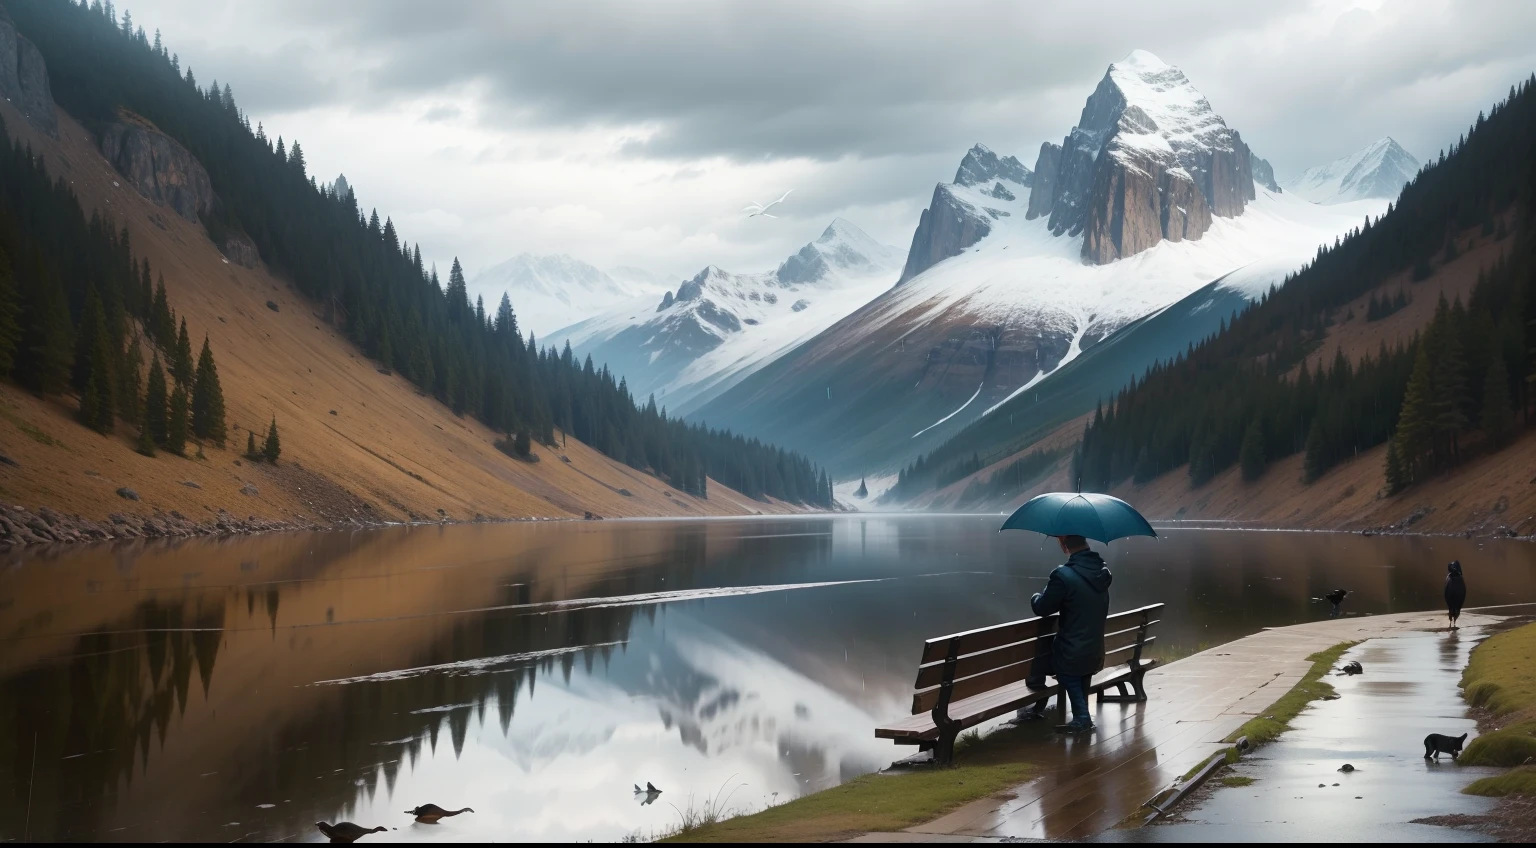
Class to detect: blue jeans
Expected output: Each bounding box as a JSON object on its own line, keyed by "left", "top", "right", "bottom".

{"left": 1058, "top": 673, "right": 1091, "bottom": 724}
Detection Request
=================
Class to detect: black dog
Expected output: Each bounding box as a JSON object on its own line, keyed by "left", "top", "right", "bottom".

{"left": 1424, "top": 732, "right": 1467, "bottom": 760}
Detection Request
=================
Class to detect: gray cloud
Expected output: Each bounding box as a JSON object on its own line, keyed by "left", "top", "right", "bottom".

{"left": 122, "top": 0, "right": 1536, "bottom": 274}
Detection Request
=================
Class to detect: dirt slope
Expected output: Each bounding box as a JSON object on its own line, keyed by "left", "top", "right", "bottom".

{"left": 0, "top": 100, "right": 800, "bottom": 526}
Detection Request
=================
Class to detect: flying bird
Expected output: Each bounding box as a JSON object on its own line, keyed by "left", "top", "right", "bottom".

{"left": 744, "top": 189, "right": 793, "bottom": 218}
{"left": 1324, "top": 588, "right": 1349, "bottom": 615}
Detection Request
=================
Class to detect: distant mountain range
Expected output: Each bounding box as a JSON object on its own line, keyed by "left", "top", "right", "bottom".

{"left": 552, "top": 219, "right": 905, "bottom": 415}
{"left": 467, "top": 255, "right": 673, "bottom": 338}
{"left": 466, "top": 51, "right": 1420, "bottom": 487}
{"left": 689, "top": 51, "right": 1401, "bottom": 480}
{"left": 1284, "top": 137, "right": 1420, "bottom": 204}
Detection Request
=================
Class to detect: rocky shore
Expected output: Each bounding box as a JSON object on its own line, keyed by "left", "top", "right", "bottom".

{"left": 0, "top": 501, "right": 333, "bottom": 547}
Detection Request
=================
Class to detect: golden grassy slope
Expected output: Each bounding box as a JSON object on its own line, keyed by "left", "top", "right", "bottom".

{"left": 0, "top": 100, "right": 799, "bottom": 525}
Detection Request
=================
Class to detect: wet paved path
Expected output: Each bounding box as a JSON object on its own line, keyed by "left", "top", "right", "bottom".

{"left": 849, "top": 606, "right": 1514, "bottom": 843}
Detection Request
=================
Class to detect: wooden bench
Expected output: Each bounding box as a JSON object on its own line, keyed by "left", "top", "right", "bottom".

{"left": 875, "top": 603, "right": 1163, "bottom": 764}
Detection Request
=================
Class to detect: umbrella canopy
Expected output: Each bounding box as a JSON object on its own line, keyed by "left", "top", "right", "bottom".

{"left": 999, "top": 492, "right": 1156, "bottom": 543}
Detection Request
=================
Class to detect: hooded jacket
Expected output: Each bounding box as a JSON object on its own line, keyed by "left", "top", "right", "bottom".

{"left": 1031, "top": 549, "right": 1113, "bottom": 676}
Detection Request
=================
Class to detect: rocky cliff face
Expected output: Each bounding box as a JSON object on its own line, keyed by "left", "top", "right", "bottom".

{"left": 0, "top": 12, "right": 57, "bottom": 137}
{"left": 897, "top": 184, "right": 992, "bottom": 284}
{"left": 1025, "top": 142, "right": 1061, "bottom": 219}
{"left": 98, "top": 115, "right": 217, "bottom": 224}
{"left": 1252, "top": 156, "right": 1282, "bottom": 192}
{"left": 898, "top": 143, "right": 1036, "bottom": 285}
{"left": 1032, "top": 50, "right": 1257, "bottom": 264}
{"left": 953, "top": 143, "right": 1032, "bottom": 188}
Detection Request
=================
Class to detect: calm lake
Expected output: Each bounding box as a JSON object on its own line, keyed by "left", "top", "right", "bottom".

{"left": 1, "top": 516, "right": 1534, "bottom": 842}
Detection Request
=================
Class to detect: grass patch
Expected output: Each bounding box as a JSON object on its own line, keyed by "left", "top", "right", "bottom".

{"left": 1, "top": 407, "right": 60, "bottom": 447}
{"left": 1220, "top": 775, "right": 1256, "bottom": 788}
{"left": 1460, "top": 622, "right": 1536, "bottom": 769}
{"left": 661, "top": 725, "right": 1036, "bottom": 843}
{"left": 1222, "top": 641, "right": 1356, "bottom": 745}
{"left": 1464, "top": 766, "right": 1536, "bottom": 797}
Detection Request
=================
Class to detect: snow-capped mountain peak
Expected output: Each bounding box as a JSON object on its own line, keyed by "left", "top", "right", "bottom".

{"left": 1103, "top": 50, "right": 1238, "bottom": 159}
{"left": 1027, "top": 49, "right": 1260, "bottom": 264}
{"left": 1284, "top": 137, "right": 1420, "bottom": 204}
{"left": 779, "top": 218, "right": 907, "bottom": 284}
{"left": 554, "top": 220, "right": 904, "bottom": 415}
{"left": 954, "top": 144, "right": 1033, "bottom": 189}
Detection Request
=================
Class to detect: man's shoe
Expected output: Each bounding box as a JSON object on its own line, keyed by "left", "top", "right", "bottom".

{"left": 1014, "top": 705, "right": 1046, "bottom": 722}
{"left": 1054, "top": 720, "right": 1094, "bottom": 734}
{"left": 1024, "top": 679, "right": 1050, "bottom": 692}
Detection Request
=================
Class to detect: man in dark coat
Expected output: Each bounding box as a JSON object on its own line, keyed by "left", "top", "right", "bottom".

{"left": 1017, "top": 535, "right": 1113, "bottom": 733}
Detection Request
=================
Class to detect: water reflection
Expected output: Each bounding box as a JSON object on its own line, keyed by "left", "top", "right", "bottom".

{"left": 0, "top": 518, "right": 1532, "bottom": 841}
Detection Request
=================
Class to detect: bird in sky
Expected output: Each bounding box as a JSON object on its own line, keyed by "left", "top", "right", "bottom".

{"left": 744, "top": 189, "right": 793, "bottom": 218}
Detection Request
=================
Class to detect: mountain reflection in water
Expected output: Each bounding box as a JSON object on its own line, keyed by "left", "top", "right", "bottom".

{"left": 0, "top": 517, "right": 1533, "bottom": 842}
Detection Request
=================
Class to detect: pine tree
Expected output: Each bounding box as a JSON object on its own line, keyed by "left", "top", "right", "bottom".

{"left": 263, "top": 417, "right": 281, "bottom": 464}
{"left": 151, "top": 276, "right": 174, "bottom": 346}
{"left": 246, "top": 430, "right": 258, "bottom": 461}
{"left": 191, "top": 335, "right": 226, "bottom": 445}
{"left": 172, "top": 318, "right": 193, "bottom": 386}
{"left": 15, "top": 259, "right": 72, "bottom": 394}
{"left": 1482, "top": 354, "right": 1515, "bottom": 447}
{"left": 145, "top": 356, "right": 169, "bottom": 446}
{"left": 1239, "top": 419, "right": 1266, "bottom": 481}
{"left": 514, "top": 428, "right": 531, "bottom": 458}
{"left": 167, "top": 382, "right": 189, "bottom": 455}
{"left": 1394, "top": 345, "right": 1435, "bottom": 482}
{"left": 0, "top": 249, "right": 18, "bottom": 376}
{"left": 117, "top": 337, "right": 143, "bottom": 425}
{"left": 1302, "top": 417, "right": 1327, "bottom": 482}
{"left": 72, "top": 287, "right": 108, "bottom": 390}
{"left": 136, "top": 417, "right": 156, "bottom": 457}
{"left": 1383, "top": 438, "right": 1405, "bottom": 494}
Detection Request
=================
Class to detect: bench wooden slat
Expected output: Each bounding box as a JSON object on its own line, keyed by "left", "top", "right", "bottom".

{"left": 913, "top": 634, "right": 1047, "bottom": 690}
{"left": 877, "top": 665, "right": 1146, "bottom": 740}
{"left": 916, "top": 603, "right": 1163, "bottom": 665}
{"left": 910, "top": 629, "right": 1159, "bottom": 714}
{"left": 911, "top": 619, "right": 1159, "bottom": 697}
{"left": 1101, "top": 620, "right": 1160, "bottom": 656}
{"left": 912, "top": 655, "right": 1034, "bottom": 714}
{"left": 918, "top": 616, "right": 1050, "bottom": 665}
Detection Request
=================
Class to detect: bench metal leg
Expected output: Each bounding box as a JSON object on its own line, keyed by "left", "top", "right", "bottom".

{"left": 934, "top": 724, "right": 959, "bottom": 767}
{"left": 1098, "top": 664, "right": 1149, "bottom": 703}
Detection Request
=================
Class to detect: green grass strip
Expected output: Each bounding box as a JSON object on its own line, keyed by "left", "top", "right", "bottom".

{"left": 660, "top": 725, "right": 1038, "bottom": 843}
{"left": 1222, "top": 641, "right": 1356, "bottom": 745}
{"left": 1460, "top": 621, "right": 1536, "bottom": 770}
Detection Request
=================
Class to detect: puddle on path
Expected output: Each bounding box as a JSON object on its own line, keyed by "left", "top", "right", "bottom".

{"left": 1101, "top": 628, "right": 1501, "bottom": 842}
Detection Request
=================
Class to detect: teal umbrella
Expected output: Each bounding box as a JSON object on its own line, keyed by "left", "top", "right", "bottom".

{"left": 999, "top": 492, "right": 1156, "bottom": 543}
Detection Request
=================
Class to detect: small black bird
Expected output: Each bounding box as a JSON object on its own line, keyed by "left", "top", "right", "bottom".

{"left": 1339, "top": 660, "right": 1363, "bottom": 676}
{"left": 1445, "top": 561, "right": 1467, "bottom": 629}
{"left": 1325, "top": 589, "right": 1350, "bottom": 614}
{"left": 315, "top": 822, "right": 387, "bottom": 843}
{"left": 405, "top": 804, "right": 474, "bottom": 823}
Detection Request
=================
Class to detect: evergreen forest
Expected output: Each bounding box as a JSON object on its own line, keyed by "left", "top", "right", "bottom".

{"left": 4, "top": 0, "right": 833, "bottom": 506}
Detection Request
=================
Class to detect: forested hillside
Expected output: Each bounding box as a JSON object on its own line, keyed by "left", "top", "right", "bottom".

{"left": 891, "top": 73, "right": 1536, "bottom": 510}
{"left": 0, "top": 107, "right": 228, "bottom": 458}
{"left": 5, "top": 0, "right": 832, "bottom": 507}
{"left": 1074, "top": 75, "right": 1535, "bottom": 496}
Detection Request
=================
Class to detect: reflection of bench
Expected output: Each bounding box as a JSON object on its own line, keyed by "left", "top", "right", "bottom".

{"left": 875, "top": 603, "right": 1163, "bottom": 765}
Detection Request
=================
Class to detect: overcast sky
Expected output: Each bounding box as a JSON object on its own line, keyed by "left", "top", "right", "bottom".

{"left": 121, "top": 0, "right": 1536, "bottom": 284}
